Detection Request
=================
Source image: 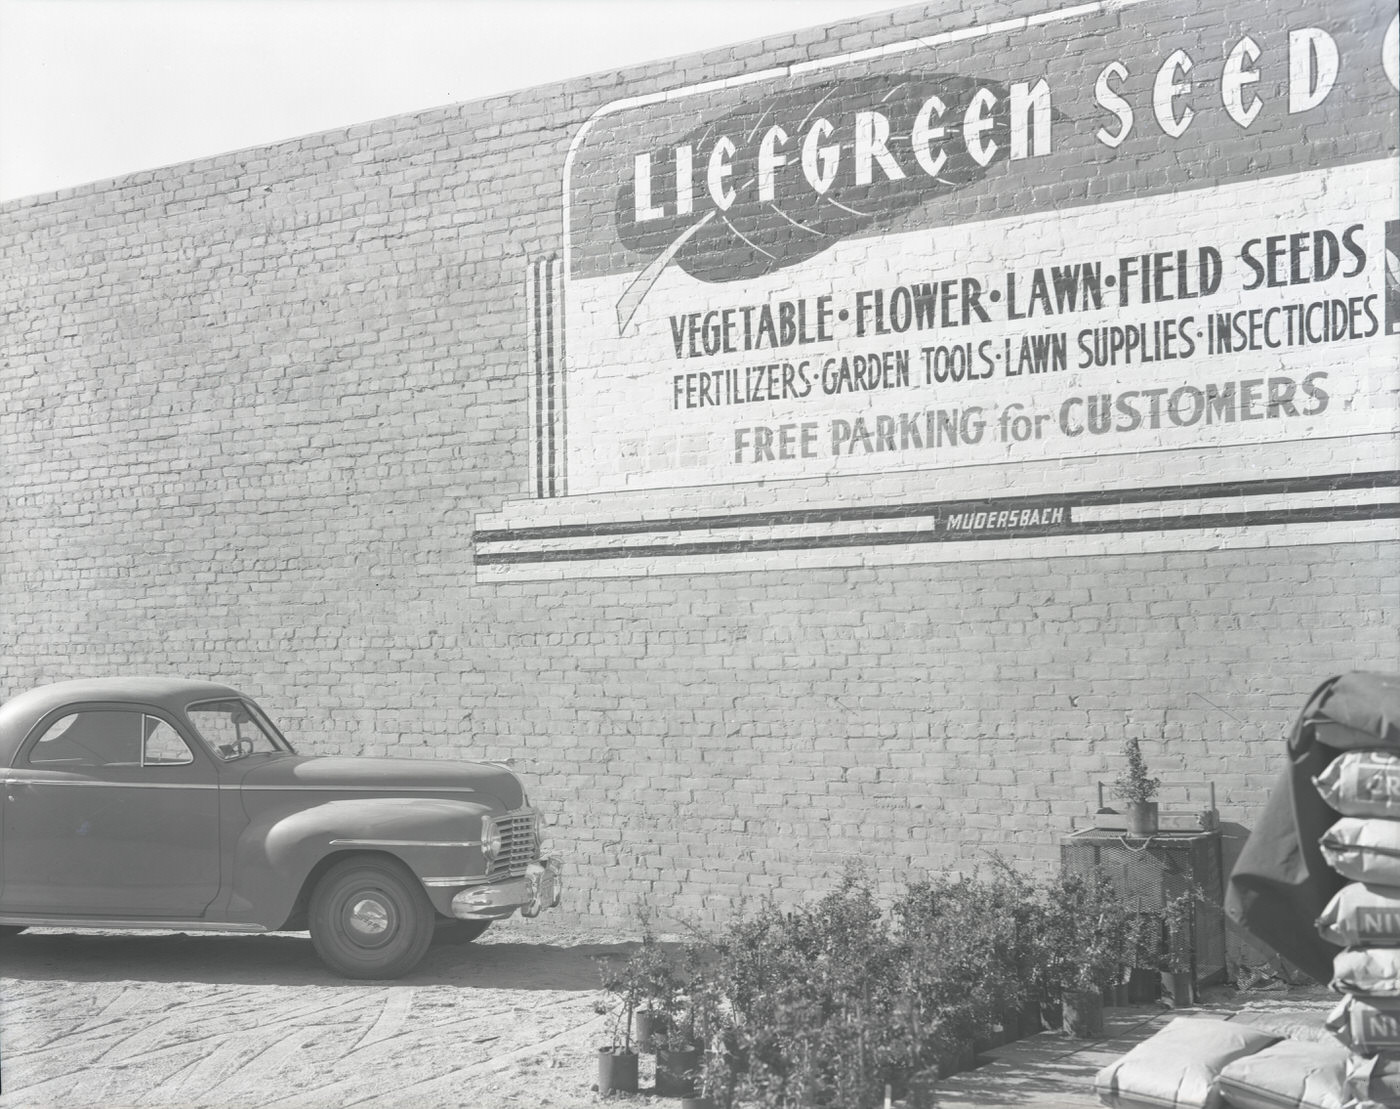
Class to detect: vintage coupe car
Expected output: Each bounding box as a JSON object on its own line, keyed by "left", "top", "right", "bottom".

{"left": 0, "top": 677, "right": 561, "bottom": 978}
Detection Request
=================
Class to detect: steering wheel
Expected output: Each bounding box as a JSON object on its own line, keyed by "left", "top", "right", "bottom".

{"left": 236, "top": 737, "right": 255, "bottom": 757}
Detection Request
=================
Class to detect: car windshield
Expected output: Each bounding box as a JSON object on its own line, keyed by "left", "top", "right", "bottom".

{"left": 186, "top": 700, "right": 287, "bottom": 761}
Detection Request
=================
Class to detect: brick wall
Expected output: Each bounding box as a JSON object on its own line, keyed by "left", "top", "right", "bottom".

{"left": 2, "top": 0, "right": 1397, "bottom": 931}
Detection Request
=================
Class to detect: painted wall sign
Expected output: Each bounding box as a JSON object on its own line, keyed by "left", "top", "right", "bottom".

{"left": 480, "top": 0, "right": 1400, "bottom": 578}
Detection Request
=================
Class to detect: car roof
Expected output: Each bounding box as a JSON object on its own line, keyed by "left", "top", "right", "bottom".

{"left": 0, "top": 677, "right": 248, "bottom": 765}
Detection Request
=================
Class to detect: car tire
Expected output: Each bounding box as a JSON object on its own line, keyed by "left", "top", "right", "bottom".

{"left": 309, "top": 857, "right": 436, "bottom": 979}
{"left": 435, "top": 919, "right": 492, "bottom": 945}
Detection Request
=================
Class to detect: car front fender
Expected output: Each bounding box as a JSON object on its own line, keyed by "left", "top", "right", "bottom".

{"left": 220, "top": 796, "right": 495, "bottom": 928}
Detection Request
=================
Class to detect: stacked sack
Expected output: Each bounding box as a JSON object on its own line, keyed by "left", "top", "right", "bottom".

{"left": 1097, "top": 674, "right": 1400, "bottom": 1109}
{"left": 1094, "top": 1015, "right": 1354, "bottom": 1109}
{"left": 1315, "top": 748, "right": 1400, "bottom": 1108}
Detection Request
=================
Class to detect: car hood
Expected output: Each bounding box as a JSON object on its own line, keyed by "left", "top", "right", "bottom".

{"left": 237, "top": 755, "right": 526, "bottom": 811}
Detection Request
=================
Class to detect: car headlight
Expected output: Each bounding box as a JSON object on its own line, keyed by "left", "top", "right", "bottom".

{"left": 482, "top": 819, "right": 504, "bottom": 861}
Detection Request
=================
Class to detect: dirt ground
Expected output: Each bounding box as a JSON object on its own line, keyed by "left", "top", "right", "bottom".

{"left": 0, "top": 918, "right": 659, "bottom": 1109}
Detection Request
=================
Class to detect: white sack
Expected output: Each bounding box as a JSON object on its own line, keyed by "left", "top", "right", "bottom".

{"left": 1315, "top": 750, "right": 1400, "bottom": 819}
{"left": 1216, "top": 1037, "right": 1351, "bottom": 1109}
{"left": 1093, "top": 1016, "right": 1275, "bottom": 1109}
{"left": 1332, "top": 948, "right": 1400, "bottom": 995}
{"left": 1321, "top": 820, "right": 1400, "bottom": 886}
{"left": 1326, "top": 995, "right": 1400, "bottom": 1055}
{"left": 1317, "top": 883, "right": 1400, "bottom": 947}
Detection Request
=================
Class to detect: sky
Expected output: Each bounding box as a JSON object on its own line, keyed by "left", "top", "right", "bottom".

{"left": 0, "top": 0, "right": 914, "bottom": 203}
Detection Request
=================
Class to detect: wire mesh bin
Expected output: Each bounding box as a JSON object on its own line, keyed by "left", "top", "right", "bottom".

{"left": 1060, "top": 829, "right": 1228, "bottom": 987}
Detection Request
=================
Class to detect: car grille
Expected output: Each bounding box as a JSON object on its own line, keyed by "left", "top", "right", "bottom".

{"left": 487, "top": 812, "right": 539, "bottom": 878}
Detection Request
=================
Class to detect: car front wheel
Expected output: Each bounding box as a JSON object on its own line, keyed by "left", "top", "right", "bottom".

{"left": 309, "top": 858, "right": 435, "bottom": 979}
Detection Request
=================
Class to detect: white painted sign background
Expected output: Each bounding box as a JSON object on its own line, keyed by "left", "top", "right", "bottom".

{"left": 564, "top": 161, "right": 1396, "bottom": 495}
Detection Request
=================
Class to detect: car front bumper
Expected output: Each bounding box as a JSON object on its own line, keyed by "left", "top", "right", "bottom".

{"left": 449, "top": 857, "right": 563, "bottom": 920}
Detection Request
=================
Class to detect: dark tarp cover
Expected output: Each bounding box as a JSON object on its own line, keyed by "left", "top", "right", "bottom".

{"left": 1225, "top": 671, "right": 1400, "bottom": 984}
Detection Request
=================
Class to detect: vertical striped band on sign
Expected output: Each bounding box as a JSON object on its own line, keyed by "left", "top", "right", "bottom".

{"left": 526, "top": 255, "right": 566, "bottom": 498}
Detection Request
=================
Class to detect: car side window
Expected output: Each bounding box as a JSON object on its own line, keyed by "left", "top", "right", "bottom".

{"left": 187, "top": 700, "right": 282, "bottom": 760}
{"left": 28, "top": 709, "right": 142, "bottom": 768}
{"left": 142, "top": 715, "right": 194, "bottom": 766}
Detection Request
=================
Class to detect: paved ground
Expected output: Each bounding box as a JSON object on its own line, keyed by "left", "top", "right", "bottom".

{"left": 0, "top": 922, "right": 1336, "bottom": 1108}
{"left": 934, "top": 990, "right": 1336, "bottom": 1108}
{"left": 0, "top": 921, "right": 622, "bottom": 1108}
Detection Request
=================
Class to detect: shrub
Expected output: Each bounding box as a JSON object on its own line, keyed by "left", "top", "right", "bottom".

{"left": 622, "top": 863, "right": 1144, "bottom": 1107}
{"left": 593, "top": 950, "right": 638, "bottom": 1053}
{"left": 628, "top": 926, "right": 685, "bottom": 1019}
{"left": 700, "top": 879, "right": 909, "bottom": 1109}
{"left": 1039, "top": 868, "right": 1131, "bottom": 995}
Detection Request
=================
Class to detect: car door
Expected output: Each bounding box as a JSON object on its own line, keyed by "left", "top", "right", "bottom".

{"left": 0, "top": 703, "right": 222, "bottom": 918}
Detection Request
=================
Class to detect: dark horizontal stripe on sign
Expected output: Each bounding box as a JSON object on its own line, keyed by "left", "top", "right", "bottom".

{"left": 475, "top": 470, "right": 1400, "bottom": 544}
{"left": 475, "top": 497, "right": 1400, "bottom": 566}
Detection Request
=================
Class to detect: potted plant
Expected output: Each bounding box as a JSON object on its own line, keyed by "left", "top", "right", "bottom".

{"left": 593, "top": 952, "right": 640, "bottom": 1096}
{"left": 1061, "top": 971, "right": 1106, "bottom": 1039}
{"left": 893, "top": 868, "right": 1037, "bottom": 1055}
{"left": 1019, "top": 888, "right": 1061, "bottom": 1034}
{"left": 1114, "top": 738, "right": 1161, "bottom": 836}
{"left": 672, "top": 938, "right": 731, "bottom": 1108}
{"left": 986, "top": 861, "right": 1048, "bottom": 1040}
{"left": 1123, "top": 908, "right": 1164, "bottom": 1003}
{"left": 1102, "top": 900, "right": 1133, "bottom": 1008}
{"left": 635, "top": 1009, "right": 670, "bottom": 1056}
{"left": 656, "top": 945, "right": 706, "bottom": 1098}
{"left": 629, "top": 929, "right": 680, "bottom": 1054}
{"left": 657, "top": 1022, "right": 704, "bottom": 1098}
{"left": 1043, "top": 869, "right": 1126, "bottom": 1039}
{"left": 675, "top": 1027, "right": 719, "bottom": 1109}
{"left": 1160, "top": 889, "right": 1199, "bottom": 1008}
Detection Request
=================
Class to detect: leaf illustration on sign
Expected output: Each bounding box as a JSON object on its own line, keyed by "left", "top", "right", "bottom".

{"left": 615, "top": 72, "right": 1016, "bottom": 331}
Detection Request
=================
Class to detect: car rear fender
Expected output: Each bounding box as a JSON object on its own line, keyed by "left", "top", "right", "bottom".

{"left": 221, "top": 796, "right": 494, "bottom": 928}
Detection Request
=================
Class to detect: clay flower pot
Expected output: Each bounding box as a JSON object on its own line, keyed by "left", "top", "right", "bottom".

{"left": 1062, "top": 987, "right": 1105, "bottom": 1038}
{"left": 634, "top": 1010, "right": 669, "bottom": 1054}
{"left": 1127, "top": 966, "right": 1161, "bottom": 1003}
{"left": 1162, "top": 970, "right": 1194, "bottom": 1008}
{"left": 656, "top": 1044, "right": 702, "bottom": 1097}
{"left": 935, "top": 1037, "right": 977, "bottom": 1078}
{"left": 1126, "top": 800, "right": 1159, "bottom": 836}
{"left": 905, "top": 1066, "right": 940, "bottom": 1109}
{"left": 999, "top": 1004, "right": 1023, "bottom": 1041}
{"left": 597, "top": 1047, "right": 639, "bottom": 1096}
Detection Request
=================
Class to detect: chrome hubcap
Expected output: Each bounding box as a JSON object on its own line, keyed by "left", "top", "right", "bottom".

{"left": 347, "top": 897, "right": 391, "bottom": 938}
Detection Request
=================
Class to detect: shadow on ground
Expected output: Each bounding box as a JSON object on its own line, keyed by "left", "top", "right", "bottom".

{"left": 0, "top": 930, "right": 634, "bottom": 990}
